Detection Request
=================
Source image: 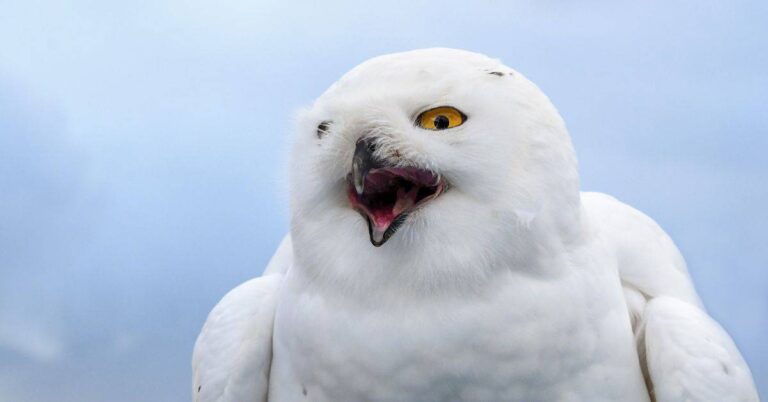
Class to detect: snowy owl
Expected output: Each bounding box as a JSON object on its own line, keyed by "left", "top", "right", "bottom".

{"left": 192, "top": 48, "right": 758, "bottom": 401}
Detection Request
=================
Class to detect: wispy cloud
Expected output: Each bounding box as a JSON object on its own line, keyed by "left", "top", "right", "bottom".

{"left": 0, "top": 318, "right": 64, "bottom": 363}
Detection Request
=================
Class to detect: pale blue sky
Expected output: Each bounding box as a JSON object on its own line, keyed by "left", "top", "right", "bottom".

{"left": 0, "top": 1, "right": 766, "bottom": 400}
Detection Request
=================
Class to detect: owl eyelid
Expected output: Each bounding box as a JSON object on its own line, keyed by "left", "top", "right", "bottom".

{"left": 412, "top": 105, "right": 462, "bottom": 120}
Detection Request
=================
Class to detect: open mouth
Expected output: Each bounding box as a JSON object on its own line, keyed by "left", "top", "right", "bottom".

{"left": 347, "top": 138, "right": 445, "bottom": 246}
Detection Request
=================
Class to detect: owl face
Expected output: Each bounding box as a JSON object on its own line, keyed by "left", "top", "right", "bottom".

{"left": 289, "top": 49, "right": 580, "bottom": 291}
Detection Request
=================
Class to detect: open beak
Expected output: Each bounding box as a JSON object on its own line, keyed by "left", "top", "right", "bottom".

{"left": 347, "top": 137, "right": 445, "bottom": 246}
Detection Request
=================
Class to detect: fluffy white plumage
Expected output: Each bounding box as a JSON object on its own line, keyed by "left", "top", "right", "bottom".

{"left": 192, "top": 49, "right": 758, "bottom": 401}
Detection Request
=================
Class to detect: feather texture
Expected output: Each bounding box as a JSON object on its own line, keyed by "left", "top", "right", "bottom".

{"left": 192, "top": 49, "right": 757, "bottom": 401}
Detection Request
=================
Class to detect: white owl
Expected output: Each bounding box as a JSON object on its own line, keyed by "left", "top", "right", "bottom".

{"left": 192, "top": 48, "right": 758, "bottom": 402}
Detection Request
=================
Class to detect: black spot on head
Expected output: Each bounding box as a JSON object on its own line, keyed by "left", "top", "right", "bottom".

{"left": 197, "top": 385, "right": 202, "bottom": 392}
{"left": 317, "top": 121, "right": 332, "bottom": 138}
{"left": 488, "top": 71, "right": 504, "bottom": 77}
{"left": 302, "top": 386, "right": 308, "bottom": 396}
{"left": 722, "top": 362, "right": 731, "bottom": 374}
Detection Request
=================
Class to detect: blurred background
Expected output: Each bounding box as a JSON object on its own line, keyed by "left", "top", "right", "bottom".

{"left": 1, "top": 1, "right": 766, "bottom": 400}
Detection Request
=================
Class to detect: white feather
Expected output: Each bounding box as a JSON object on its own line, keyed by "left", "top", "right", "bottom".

{"left": 192, "top": 49, "right": 757, "bottom": 401}
{"left": 191, "top": 235, "right": 292, "bottom": 402}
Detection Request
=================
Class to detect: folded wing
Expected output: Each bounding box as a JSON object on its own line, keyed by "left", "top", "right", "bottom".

{"left": 643, "top": 296, "right": 758, "bottom": 401}
{"left": 582, "top": 193, "right": 758, "bottom": 402}
{"left": 192, "top": 235, "right": 292, "bottom": 402}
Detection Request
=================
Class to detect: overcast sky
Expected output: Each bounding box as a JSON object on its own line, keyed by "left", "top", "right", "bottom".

{"left": 0, "top": 1, "right": 766, "bottom": 400}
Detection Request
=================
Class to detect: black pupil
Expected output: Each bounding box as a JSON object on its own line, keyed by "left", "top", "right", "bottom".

{"left": 433, "top": 115, "right": 450, "bottom": 129}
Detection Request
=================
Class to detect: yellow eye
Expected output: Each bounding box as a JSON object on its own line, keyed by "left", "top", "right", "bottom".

{"left": 416, "top": 106, "right": 466, "bottom": 130}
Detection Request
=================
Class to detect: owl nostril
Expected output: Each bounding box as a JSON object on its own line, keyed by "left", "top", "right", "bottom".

{"left": 356, "top": 136, "right": 379, "bottom": 157}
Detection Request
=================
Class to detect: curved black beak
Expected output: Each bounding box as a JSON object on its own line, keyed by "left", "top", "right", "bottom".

{"left": 351, "top": 137, "right": 382, "bottom": 196}
{"left": 348, "top": 136, "right": 445, "bottom": 247}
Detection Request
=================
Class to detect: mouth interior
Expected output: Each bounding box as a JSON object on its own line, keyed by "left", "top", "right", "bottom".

{"left": 348, "top": 167, "right": 444, "bottom": 246}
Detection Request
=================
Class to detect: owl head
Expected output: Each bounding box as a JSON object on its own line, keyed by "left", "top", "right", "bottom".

{"left": 289, "top": 48, "right": 581, "bottom": 295}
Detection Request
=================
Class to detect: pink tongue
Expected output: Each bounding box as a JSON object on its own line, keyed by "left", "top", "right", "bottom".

{"left": 368, "top": 186, "right": 418, "bottom": 243}
{"left": 393, "top": 186, "right": 418, "bottom": 215}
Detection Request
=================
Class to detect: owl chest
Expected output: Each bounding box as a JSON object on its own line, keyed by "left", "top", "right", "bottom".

{"left": 269, "top": 274, "right": 647, "bottom": 402}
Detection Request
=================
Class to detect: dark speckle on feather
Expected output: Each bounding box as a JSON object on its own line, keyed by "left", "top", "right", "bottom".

{"left": 488, "top": 71, "right": 504, "bottom": 77}
{"left": 317, "top": 121, "right": 332, "bottom": 139}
